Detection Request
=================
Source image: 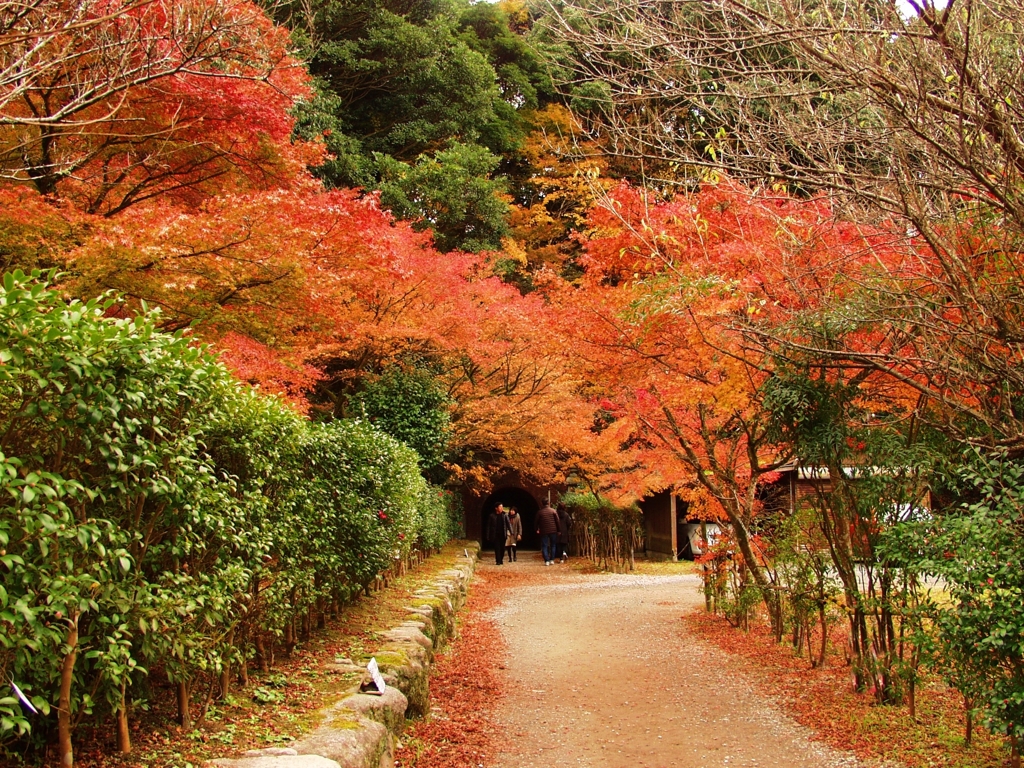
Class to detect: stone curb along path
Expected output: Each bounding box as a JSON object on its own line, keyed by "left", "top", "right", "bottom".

{"left": 208, "top": 545, "right": 479, "bottom": 768}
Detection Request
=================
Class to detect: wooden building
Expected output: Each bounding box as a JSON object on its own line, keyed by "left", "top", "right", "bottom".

{"left": 638, "top": 463, "right": 928, "bottom": 562}
{"left": 762, "top": 461, "right": 933, "bottom": 527}
{"left": 639, "top": 490, "right": 720, "bottom": 561}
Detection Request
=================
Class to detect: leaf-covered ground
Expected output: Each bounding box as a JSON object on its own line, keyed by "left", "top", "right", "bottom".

{"left": 66, "top": 552, "right": 1012, "bottom": 768}
{"left": 396, "top": 557, "right": 1011, "bottom": 768}
{"left": 688, "top": 612, "right": 1011, "bottom": 768}
{"left": 394, "top": 567, "right": 516, "bottom": 768}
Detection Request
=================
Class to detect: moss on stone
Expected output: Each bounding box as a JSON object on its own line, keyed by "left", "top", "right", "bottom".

{"left": 365, "top": 649, "right": 409, "bottom": 667}
{"left": 327, "top": 712, "right": 362, "bottom": 730}
{"left": 409, "top": 597, "right": 443, "bottom": 610}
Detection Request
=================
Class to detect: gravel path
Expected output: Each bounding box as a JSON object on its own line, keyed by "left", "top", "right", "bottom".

{"left": 481, "top": 554, "right": 880, "bottom": 768}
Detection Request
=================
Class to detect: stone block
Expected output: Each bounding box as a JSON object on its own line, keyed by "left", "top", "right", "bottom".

{"left": 340, "top": 687, "right": 409, "bottom": 734}
{"left": 209, "top": 756, "right": 340, "bottom": 768}
{"left": 293, "top": 714, "right": 390, "bottom": 768}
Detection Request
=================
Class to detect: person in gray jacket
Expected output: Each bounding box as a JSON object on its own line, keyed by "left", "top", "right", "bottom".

{"left": 505, "top": 506, "right": 523, "bottom": 562}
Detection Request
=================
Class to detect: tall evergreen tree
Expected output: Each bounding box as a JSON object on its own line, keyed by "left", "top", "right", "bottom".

{"left": 279, "top": 0, "right": 554, "bottom": 252}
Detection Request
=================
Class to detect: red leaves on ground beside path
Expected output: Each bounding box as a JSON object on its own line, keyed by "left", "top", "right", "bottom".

{"left": 396, "top": 575, "right": 502, "bottom": 768}
{"left": 688, "top": 611, "right": 1009, "bottom": 768}
{"left": 396, "top": 567, "right": 536, "bottom": 768}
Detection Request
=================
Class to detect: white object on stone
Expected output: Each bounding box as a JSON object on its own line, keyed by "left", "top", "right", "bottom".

{"left": 366, "top": 657, "right": 387, "bottom": 693}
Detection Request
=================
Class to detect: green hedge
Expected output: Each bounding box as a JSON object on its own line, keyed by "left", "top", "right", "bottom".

{"left": 0, "top": 272, "right": 461, "bottom": 756}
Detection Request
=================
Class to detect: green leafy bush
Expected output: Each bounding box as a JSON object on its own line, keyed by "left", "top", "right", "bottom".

{"left": 349, "top": 365, "right": 453, "bottom": 479}
{"left": 887, "top": 452, "right": 1024, "bottom": 745}
{"left": 415, "top": 486, "right": 464, "bottom": 551}
{"left": 0, "top": 271, "right": 261, "bottom": 750}
{"left": 0, "top": 271, "right": 460, "bottom": 759}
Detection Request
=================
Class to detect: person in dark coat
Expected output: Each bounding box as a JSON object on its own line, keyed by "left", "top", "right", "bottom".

{"left": 536, "top": 503, "right": 560, "bottom": 565}
{"left": 556, "top": 503, "right": 571, "bottom": 562}
{"left": 506, "top": 506, "right": 523, "bottom": 562}
{"left": 487, "top": 503, "right": 511, "bottom": 565}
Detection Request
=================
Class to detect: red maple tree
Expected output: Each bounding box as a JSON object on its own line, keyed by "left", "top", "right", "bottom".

{"left": 0, "top": 0, "right": 315, "bottom": 214}
{"left": 554, "top": 179, "right": 909, "bottom": 632}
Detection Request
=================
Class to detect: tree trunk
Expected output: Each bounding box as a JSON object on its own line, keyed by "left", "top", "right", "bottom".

{"left": 701, "top": 522, "right": 713, "bottom": 611}
{"left": 907, "top": 641, "right": 922, "bottom": 719}
{"left": 283, "top": 616, "right": 295, "bottom": 657}
{"left": 817, "top": 603, "right": 828, "bottom": 668}
{"left": 219, "top": 628, "right": 235, "bottom": 700}
{"left": 878, "top": 590, "right": 899, "bottom": 705}
{"left": 703, "top": 562, "right": 714, "bottom": 612}
{"left": 58, "top": 612, "right": 80, "bottom": 768}
{"left": 964, "top": 698, "right": 973, "bottom": 746}
{"left": 177, "top": 680, "right": 191, "bottom": 729}
{"left": 219, "top": 662, "right": 231, "bottom": 700}
{"left": 255, "top": 632, "right": 269, "bottom": 672}
{"left": 855, "top": 608, "right": 872, "bottom": 692}
{"left": 116, "top": 681, "right": 131, "bottom": 755}
{"left": 717, "top": 501, "right": 782, "bottom": 639}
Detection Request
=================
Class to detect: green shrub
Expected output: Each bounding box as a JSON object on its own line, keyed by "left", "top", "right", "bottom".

{"left": 0, "top": 271, "right": 461, "bottom": 759}
{"left": 0, "top": 271, "right": 262, "bottom": 749}
{"left": 887, "top": 452, "right": 1024, "bottom": 746}
{"left": 560, "top": 491, "right": 641, "bottom": 570}
{"left": 349, "top": 365, "right": 453, "bottom": 480}
{"left": 415, "top": 486, "right": 464, "bottom": 551}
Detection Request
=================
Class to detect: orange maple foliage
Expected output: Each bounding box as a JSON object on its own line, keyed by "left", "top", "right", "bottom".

{"left": 0, "top": 0, "right": 606, "bottom": 487}
{"left": 0, "top": 0, "right": 316, "bottom": 214}
{"left": 0, "top": 178, "right": 591, "bottom": 478}
{"left": 506, "top": 104, "right": 615, "bottom": 274}
{"left": 550, "top": 180, "right": 914, "bottom": 623}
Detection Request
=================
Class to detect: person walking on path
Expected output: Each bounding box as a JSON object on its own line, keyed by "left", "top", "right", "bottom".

{"left": 556, "top": 503, "right": 571, "bottom": 563}
{"left": 506, "top": 506, "right": 523, "bottom": 562}
{"left": 536, "top": 503, "right": 560, "bottom": 565}
{"left": 488, "top": 503, "right": 511, "bottom": 565}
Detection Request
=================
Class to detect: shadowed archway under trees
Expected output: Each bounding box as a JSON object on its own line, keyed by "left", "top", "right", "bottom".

{"left": 479, "top": 487, "right": 541, "bottom": 550}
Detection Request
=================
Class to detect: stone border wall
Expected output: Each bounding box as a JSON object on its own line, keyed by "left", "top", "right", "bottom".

{"left": 209, "top": 545, "right": 479, "bottom": 768}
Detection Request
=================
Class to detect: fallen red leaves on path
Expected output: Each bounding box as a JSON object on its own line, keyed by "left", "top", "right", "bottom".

{"left": 688, "top": 611, "right": 1010, "bottom": 768}
{"left": 398, "top": 563, "right": 1015, "bottom": 768}
{"left": 396, "top": 566, "right": 534, "bottom": 768}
